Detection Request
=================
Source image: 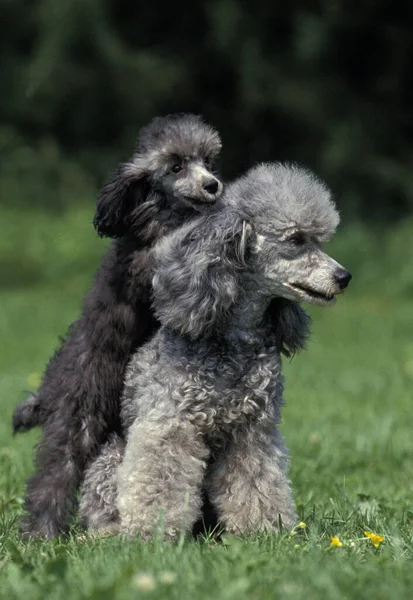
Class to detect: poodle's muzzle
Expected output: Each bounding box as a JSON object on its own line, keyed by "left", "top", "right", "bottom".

{"left": 176, "top": 163, "right": 223, "bottom": 211}
{"left": 282, "top": 251, "right": 352, "bottom": 307}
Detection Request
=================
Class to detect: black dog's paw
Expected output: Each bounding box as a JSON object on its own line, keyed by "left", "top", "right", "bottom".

{"left": 20, "top": 516, "right": 68, "bottom": 541}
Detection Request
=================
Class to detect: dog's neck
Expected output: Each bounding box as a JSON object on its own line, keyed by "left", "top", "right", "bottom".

{"left": 223, "top": 290, "right": 273, "bottom": 346}
{"left": 129, "top": 190, "right": 198, "bottom": 246}
{"left": 153, "top": 190, "right": 202, "bottom": 233}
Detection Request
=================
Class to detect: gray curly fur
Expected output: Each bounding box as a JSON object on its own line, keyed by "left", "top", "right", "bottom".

{"left": 79, "top": 162, "right": 350, "bottom": 538}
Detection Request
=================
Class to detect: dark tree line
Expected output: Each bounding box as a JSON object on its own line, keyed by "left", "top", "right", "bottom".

{"left": 2, "top": 0, "right": 413, "bottom": 220}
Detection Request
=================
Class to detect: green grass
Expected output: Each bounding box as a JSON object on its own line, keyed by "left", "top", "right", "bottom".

{"left": 1, "top": 206, "right": 413, "bottom": 599}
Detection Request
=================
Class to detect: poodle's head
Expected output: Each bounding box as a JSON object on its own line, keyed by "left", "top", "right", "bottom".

{"left": 224, "top": 162, "right": 351, "bottom": 307}
{"left": 94, "top": 114, "right": 223, "bottom": 238}
{"left": 152, "top": 163, "right": 351, "bottom": 339}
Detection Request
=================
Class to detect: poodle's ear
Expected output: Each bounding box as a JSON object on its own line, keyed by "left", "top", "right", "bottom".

{"left": 152, "top": 214, "right": 252, "bottom": 339}
{"left": 93, "top": 163, "right": 148, "bottom": 238}
{"left": 266, "top": 298, "right": 311, "bottom": 357}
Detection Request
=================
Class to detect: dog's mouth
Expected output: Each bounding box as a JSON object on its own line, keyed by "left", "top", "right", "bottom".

{"left": 285, "top": 283, "right": 337, "bottom": 306}
{"left": 182, "top": 195, "right": 217, "bottom": 211}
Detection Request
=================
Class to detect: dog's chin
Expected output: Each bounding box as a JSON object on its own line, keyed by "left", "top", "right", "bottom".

{"left": 284, "top": 283, "right": 337, "bottom": 307}
{"left": 181, "top": 195, "right": 218, "bottom": 212}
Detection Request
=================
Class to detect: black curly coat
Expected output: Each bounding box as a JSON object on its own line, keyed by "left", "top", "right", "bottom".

{"left": 18, "top": 114, "right": 225, "bottom": 538}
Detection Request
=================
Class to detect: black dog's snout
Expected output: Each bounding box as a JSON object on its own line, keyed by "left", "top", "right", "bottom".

{"left": 334, "top": 268, "right": 352, "bottom": 290}
{"left": 203, "top": 178, "right": 219, "bottom": 195}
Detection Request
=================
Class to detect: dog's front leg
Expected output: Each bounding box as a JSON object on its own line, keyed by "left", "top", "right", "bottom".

{"left": 79, "top": 434, "right": 125, "bottom": 534}
{"left": 117, "top": 418, "right": 209, "bottom": 540}
{"left": 206, "top": 424, "right": 297, "bottom": 534}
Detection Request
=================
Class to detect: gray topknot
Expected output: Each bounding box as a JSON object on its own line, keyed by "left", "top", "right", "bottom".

{"left": 224, "top": 162, "right": 340, "bottom": 241}
{"left": 135, "top": 113, "right": 222, "bottom": 160}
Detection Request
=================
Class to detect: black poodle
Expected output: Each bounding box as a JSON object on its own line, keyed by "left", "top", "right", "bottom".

{"left": 16, "top": 114, "right": 223, "bottom": 539}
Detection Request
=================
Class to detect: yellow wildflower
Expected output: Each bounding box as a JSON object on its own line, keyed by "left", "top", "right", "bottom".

{"left": 289, "top": 521, "right": 307, "bottom": 536}
{"left": 364, "top": 531, "right": 384, "bottom": 548}
{"left": 330, "top": 536, "right": 343, "bottom": 547}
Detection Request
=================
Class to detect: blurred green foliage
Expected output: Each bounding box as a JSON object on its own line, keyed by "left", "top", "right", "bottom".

{"left": 1, "top": 205, "right": 102, "bottom": 289}
{"left": 1, "top": 0, "right": 413, "bottom": 221}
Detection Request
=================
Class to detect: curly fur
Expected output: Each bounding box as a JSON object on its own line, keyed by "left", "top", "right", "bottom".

{"left": 15, "top": 121, "right": 311, "bottom": 540}
{"left": 79, "top": 162, "right": 351, "bottom": 538}
{"left": 17, "top": 113, "right": 224, "bottom": 539}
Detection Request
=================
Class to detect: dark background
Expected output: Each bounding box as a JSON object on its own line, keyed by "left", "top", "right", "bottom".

{"left": 2, "top": 0, "right": 413, "bottom": 222}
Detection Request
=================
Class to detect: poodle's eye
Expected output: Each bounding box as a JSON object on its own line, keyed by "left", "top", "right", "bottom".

{"left": 288, "top": 233, "right": 306, "bottom": 246}
{"left": 171, "top": 164, "right": 182, "bottom": 174}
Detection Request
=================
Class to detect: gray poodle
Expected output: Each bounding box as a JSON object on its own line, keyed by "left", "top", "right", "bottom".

{"left": 79, "top": 162, "right": 351, "bottom": 538}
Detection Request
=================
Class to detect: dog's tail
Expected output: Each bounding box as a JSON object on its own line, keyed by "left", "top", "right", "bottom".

{"left": 12, "top": 393, "right": 42, "bottom": 434}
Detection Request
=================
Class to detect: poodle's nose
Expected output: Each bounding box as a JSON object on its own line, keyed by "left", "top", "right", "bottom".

{"left": 334, "top": 268, "right": 352, "bottom": 290}
{"left": 203, "top": 178, "right": 219, "bottom": 195}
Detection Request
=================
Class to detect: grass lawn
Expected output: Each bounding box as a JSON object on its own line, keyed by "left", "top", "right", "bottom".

{"left": 0, "top": 207, "right": 413, "bottom": 599}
